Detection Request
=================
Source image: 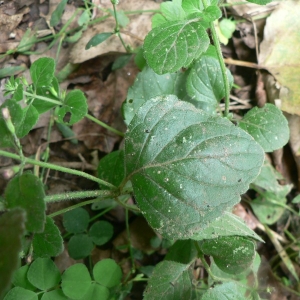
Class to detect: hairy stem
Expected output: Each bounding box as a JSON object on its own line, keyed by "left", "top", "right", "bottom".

{"left": 0, "top": 149, "right": 116, "bottom": 189}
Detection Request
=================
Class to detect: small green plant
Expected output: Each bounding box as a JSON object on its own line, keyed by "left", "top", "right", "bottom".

{"left": 0, "top": 0, "right": 295, "bottom": 299}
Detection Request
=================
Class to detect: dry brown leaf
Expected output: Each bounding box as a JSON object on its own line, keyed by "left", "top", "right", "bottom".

{"left": 69, "top": 0, "right": 160, "bottom": 63}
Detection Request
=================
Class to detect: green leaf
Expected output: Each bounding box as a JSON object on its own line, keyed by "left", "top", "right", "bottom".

{"left": 13, "top": 83, "right": 24, "bottom": 101}
{"left": 12, "top": 265, "right": 35, "bottom": 291}
{"left": 238, "top": 104, "right": 289, "bottom": 152}
{"left": 0, "top": 66, "right": 27, "bottom": 79}
{"left": 78, "top": 10, "right": 90, "bottom": 26}
{"left": 108, "top": 9, "right": 129, "bottom": 28}
{"left": 246, "top": 0, "right": 273, "bottom": 4}
{"left": 0, "top": 209, "right": 26, "bottom": 299}
{"left": 0, "top": 99, "right": 23, "bottom": 147}
{"left": 124, "top": 95, "right": 264, "bottom": 239}
{"left": 63, "top": 207, "right": 89, "bottom": 234}
{"left": 161, "top": 0, "right": 187, "bottom": 21}
{"left": 112, "top": 54, "right": 132, "bottom": 70}
{"left": 27, "top": 258, "right": 61, "bottom": 290}
{"left": 50, "top": 0, "right": 68, "bottom": 27}
{"left": 41, "top": 289, "right": 68, "bottom": 300}
{"left": 182, "top": 0, "right": 204, "bottom": 14}
{"left": 199, "top": 236, "right": 256, "bottom": 274}
{"left": 61, "top": 264, "right": 91, "bottom": 299}
{"left": 5, "top": 173, "right": 46, "bottom": 233}
{"left": 3, "top": 287, "right": 38, "bottom": 300}
{"left": 219, "top": 18, "right": 236, "bottom": 39}
{"left": 85, "top": 33, "right": 113, "bottom": 50}
{"left": 33, "top": 216, "right": 63, "bottom": 258}
{"left": 33, "top": 83, "right": 59, "bottom": 114}
{"left": 123, "top": 67, "right": 185, "bottom": 125}
{"left": 68, "top": 234, "right": 94, "bottom": 259}
{"left": 88, "top": 221, "right": 113, "bottom": 246}
{"left": 93, "top": 259, "right": 122, "bottom": 288}
{"left": 186, "top": 52, "right": 233, "bottom": 113}
{"left": 292, "top": 194, "right": 300, "bottom": 204}
{"left": 79, "top": 283, "right": 110, "bottom": 300}
{"left": 143, "top": 260, "right": 193, "bottom": 299}
{"left": 16, "top": 105, "right": 39, "bottom": 138}
{"left": 56, "top": 89, "right": 88, "bottom": 125}
{"left": 97, "top": 150, "right": 125, "bottom": 190}
{"left": 18, "top": 28, "right": 38, "bottom": 52}
{"left": 143, "top": 20, "right": 209, "bottom": 74}
{"left": 201, "top": 281, "right": 246, "bottom": 299}
{"left": 191, "top": 211, "right": 264, "bottom": 242}
{"left": 56, "top": 122, "right": 78, "bottom": 145}
{"left": 165, "top": 240, "right": 197, "bottom": 264}
{"left": 250, "top": 193, "right": 287, "bottom": 225}
{"left": 30, "top": 57, "right": 55, "bottom": 88}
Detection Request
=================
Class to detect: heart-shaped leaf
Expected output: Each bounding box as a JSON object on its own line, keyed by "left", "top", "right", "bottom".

{"left": 124, "top": 95, "right": 264, "bottom": 239}
{"left": 143, "top": 20, "right": 209, "bottom": 74}
{"left": 238, "top": 103, "right": 289, "bottom": 152}
{"left": 143, "top": 260, "right": 194, "bottom": 299}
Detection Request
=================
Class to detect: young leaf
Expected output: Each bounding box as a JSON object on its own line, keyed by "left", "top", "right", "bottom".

{"left": 85, "top": 33, "right": 113, "bottom": 50}
{"left": 27, "top": 258, "right": 61, "bottom": 290}
{"left": 124, "top": 95, "right": 264, "bottom": 239}
{"left": 16, "top": 105, "right": 39, "bottom": 138}
{"left": 0, "top": 99, "right": 23, "bottom": 147}
{"left": 33, "top": 216, "right": 63, "bottom": 258}
{"left": 88, "top": 221, "right": 113, "bottom": 246}
{"left": 79, "top": 283, "right": 109, "bottom": 300}
{"left": 143, "top": 260, "right": 194, "bottom": 299}
{"left": 199, "top": 236, "right": 256, "bottom": 274}
{"left": 182, "top": 0, "right": 204, "bottom": 14}
{"left": 143, "top": 20, "right": 209, "bottom": 74}
{"left": 123, "top": 67, "right": 184, "bottom": 125}
{"left": 201, "top": 281, "right": 246, "bottom": 299}
{"left": 61, "top": 264, "right": 91, "bottom": 299}
{"left": 187, "top": 53, "right": 233, "bottom": 113}
{"left": 0, "top": 209, "right": 26, "bottom": 299}
{"left": 30, "top": 57, "right": 55, "bottom": 88}
{"left": 93, "top": 259, "right": 122, "bottom": 288}
{"left": 56, "top": 89, "right": 88, "bottom": 125}
{"left": 12, "top": 265, "right": 35, "bottom": 291}
{"left": 160, "top": 0, "right": 187, "bottom": 21}
{"left": 50, "top": 0, "right": 68, "bottom": 27}
{"left": 63, "top": 207, "right": 89, "bottom": 234}
{"left": 5, "top": 173, "right": 46, "bottom": 233}
{"left": 3, "top": 287, "right": 38, "bottom": 300}
{"left": 67, "top": 234, "right": 94, "bottom": 259}
{"left": 191, "top": 211, "right": 264, "bottom": 242}
{"left": 97, "top": 150, "right": 125, "bottom": 189}
{"left": 238, "top": 103, "right": 289, "bottom": 152}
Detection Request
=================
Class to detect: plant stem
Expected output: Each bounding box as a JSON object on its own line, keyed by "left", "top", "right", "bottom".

{"left": 23, "top": 91, "right": 62, "bottom": 106}
{"left": 85, "top": 114, "right": 124, "bottom": 137}
{"left": 0, "top": 149, "right": 116, "bottom": 189}
{"left": 126, "top": 208, "right": 136, "bottom": 273}
{"left": 44, "top": 189, "right": 116, "bottom": 203}
{"left": 202, "top": 0, "right": 230, "bottom": 117}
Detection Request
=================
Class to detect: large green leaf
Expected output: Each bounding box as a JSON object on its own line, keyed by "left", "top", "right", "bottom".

{"left": 0, "top": 209, "right": 26, "bottom": 299}
{"left": 123, "top": 67, "right": 184, "bottom": 125}
{"left": 238, "top": 104, "right": 289, "bottom": 152}
{"left": 191, "top": 211, "right": 264, "bottom": 242}
{"left": 4, "top": 173, "right": 46, "bottom": 233}
{"left": 164, "top": 240, "right": 197, "bottom": 264}
{"left": 143, "top": 260, "right": 193, "bottom": 299}
{"left": 3, "top": 287, "right": 38, "bottom": 300}
{"left": 124, "top": 95, "right": 264, "bottom": 239}
{"left": 201, "top": 282, "right": 246, "bottom": 299}
{"left": 143, "top": 19, "right": 209, "bottom": 74}
{"left": 199, "top": 236, "right": 256, "bottom": 274}
{"left": 32, "top": 216, "right": 63, "bottom": 258}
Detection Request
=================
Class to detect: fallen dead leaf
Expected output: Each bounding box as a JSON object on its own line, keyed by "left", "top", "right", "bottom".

{"left": 69, "top": 0, "right": 160, "bottom": 63}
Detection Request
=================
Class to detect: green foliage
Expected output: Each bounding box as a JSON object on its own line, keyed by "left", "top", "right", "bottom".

{"left": 50, "top": 0, "right": 68, "bottom": 27}
{"left": 68, "top": 234, "right": 94, "bottom": 260}
{"left": 0, "top": 209, "right": 26, "bottom": 299}
{"left": 143, "top": 260, "right": 194, "bottom": 299}
{"left": 85, "top": 33, "right": 113, "bottom": 50}
{"left": 124, "top": 95, "right": 264, "bottom": 239}
{"left": 4, "top": 173, "right": 46, "bottom": 233}
{"left": 201, "top": 281, "right": 246, "bottom": 299}
{"left": 239, "top": 103, "right": 289, "bottom": 152}
{"left": 88, "top": 221, "right": 114, "bottom": 246}
{"left": 63, "top": 208, "right": 89, "bottom": 234}
{"left": 32, "top": 217, "right": 63, "bottom": 258}
{"left": 27, "top": 258, "right": 61, "bottom": 291}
